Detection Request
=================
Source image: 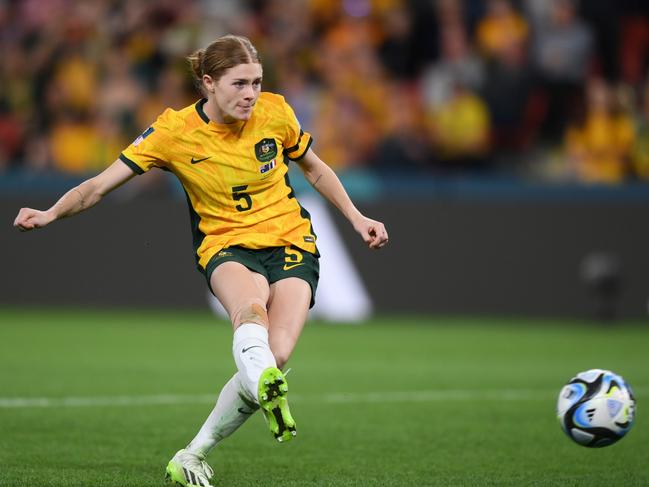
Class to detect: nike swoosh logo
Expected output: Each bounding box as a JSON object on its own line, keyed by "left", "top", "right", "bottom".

{"left": 190, "top": 156, "right": 210, "bottom": 164}
{"left": 283, "top": 263, "right": 305, "bottom": 271}
{"left": 237, "top": 407, "right": 255, "bottom": 415}
{"left": 242, "top": 345, "right": 262, "bottom": 353}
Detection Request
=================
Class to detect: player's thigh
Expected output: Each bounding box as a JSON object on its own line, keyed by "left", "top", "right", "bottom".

{"left": 210, "top": 261, "right": 270, "bottom": 325}
{"left": 267, "top": 277, "right": 312, "bottom": 368}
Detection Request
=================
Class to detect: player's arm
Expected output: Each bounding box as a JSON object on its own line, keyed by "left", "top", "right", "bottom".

{"left": 13, "top": 159, "right": 137, "bottom": 232}
{"left": 297, "top": 148, "right": 388, "bottom": 249}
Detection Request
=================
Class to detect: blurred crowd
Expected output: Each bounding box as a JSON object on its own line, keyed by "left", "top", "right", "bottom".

{"left": 1, "top": 0, "right": 649, "bottom": 184}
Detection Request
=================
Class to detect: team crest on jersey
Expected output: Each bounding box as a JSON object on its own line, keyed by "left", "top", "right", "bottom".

{"left": 132, "top": 126, "right": 154, "bottom": 147}
{"left": 255, "top": 138, "right": 278, "bottom": 162}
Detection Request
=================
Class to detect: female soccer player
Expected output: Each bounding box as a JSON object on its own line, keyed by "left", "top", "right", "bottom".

{"left": 13, "top": 35, "right": 388, "bottom": 487}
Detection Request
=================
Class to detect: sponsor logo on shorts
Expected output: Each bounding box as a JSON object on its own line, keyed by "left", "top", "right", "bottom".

{"left": 283, "top": 263, "right": 305, "bottom": 271}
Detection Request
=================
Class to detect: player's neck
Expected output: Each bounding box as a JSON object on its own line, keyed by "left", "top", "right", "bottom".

{"left": 204, "top": 99, "right": 241, "bottom": 125}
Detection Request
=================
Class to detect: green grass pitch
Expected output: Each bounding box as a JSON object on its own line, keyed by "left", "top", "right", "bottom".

{"left": 0, "top": 308, "right": 647, "bottom": 486}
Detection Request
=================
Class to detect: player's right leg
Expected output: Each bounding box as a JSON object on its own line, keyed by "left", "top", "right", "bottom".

{"left": 166, "top": 373, "right": 259, "bottom": 487}
{"left": 210, "top": 261, "right": 294, "bottom": 442}
{"left": 185, "top": 373, "right": 259, "bottom": 456}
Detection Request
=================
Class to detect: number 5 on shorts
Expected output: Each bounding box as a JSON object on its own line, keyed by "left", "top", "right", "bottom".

{"left": 283, "top": 247, "right": 304, "bottom": 271}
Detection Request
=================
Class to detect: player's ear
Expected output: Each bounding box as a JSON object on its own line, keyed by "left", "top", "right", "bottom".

{"left": 202, "top": 74, "right": 216, "bottom": 94}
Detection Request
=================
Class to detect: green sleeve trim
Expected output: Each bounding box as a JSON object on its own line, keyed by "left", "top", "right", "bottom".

{"left": 284, "top": 129, "right": 304, "bottom": 154}
{"left": 119, "top": 154, "right": 144, "bottom": 175}
{"left": 286, "top": 135, "right": 313, "bottom": 161}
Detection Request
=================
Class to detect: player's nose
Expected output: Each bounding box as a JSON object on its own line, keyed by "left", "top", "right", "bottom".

{"left": 242, "top": 85, "right": 255, "bottom": 100}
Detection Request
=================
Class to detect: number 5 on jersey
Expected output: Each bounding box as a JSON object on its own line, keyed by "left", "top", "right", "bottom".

{"left": 232, "top": 185, "right": 252, "bottom": 211}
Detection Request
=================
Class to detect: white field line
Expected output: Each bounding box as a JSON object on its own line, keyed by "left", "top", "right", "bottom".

{"left": 1, "top": 388, "right": 645, "bottom": 409}
{"left": 0, "top": 394, "right": 217, "bottom": 409}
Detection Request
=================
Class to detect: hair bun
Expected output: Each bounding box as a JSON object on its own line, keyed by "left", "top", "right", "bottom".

{"left": 187, "top": 48, "right": 205, "bottom": 80}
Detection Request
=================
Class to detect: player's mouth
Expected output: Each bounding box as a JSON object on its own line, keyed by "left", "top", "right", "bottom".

{"left": 236, "top": 105, "right": 254, "bottom": 119}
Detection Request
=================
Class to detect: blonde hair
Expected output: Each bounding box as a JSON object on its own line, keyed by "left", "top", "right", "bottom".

{"left": 187, "top": 35, "right": 261, "bottom": 94}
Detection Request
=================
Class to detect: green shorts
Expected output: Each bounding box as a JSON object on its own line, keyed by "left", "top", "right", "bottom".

{"left": 205, "top": 245, "right": 320, "bottom": 308}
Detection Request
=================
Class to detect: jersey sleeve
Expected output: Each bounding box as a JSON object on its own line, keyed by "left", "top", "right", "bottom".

{"left": 119, "top": 110, "right": 172, "bottom": 174}
{"left": 282, "top": 100, "right": 313, "bottom": 161}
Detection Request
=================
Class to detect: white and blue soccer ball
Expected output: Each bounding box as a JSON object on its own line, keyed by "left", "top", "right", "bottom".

{"left": 557, "top": 369, "right": 636, "bottom": 447}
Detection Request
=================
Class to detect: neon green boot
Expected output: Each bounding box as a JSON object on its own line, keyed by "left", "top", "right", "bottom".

{"left": 258, "top": 367, "right": 296, "bottom": 442}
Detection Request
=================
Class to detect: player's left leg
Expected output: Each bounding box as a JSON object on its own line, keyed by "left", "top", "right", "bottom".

{"left": 256, "top": 277, "right": 312, "bottom": 442}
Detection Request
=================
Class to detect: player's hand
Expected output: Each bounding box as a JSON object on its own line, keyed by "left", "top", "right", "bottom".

{"left": 13, "top": 208, "right": 54, "bottom": 232}
{"left": 353, "top": 216, "right": 388, "bottom": 250}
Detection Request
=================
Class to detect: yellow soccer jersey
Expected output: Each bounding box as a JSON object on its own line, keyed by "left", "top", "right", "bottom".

{"left": 120, "top": 92, "right": 317, "bottom": 273}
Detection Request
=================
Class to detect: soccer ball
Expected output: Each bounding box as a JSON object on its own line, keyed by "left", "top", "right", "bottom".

{"left": 557, "top": 369, "right": 636, "bottom": 447}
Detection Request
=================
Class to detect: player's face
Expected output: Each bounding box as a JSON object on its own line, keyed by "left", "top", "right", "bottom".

{"left": 211, "top": 63, "right": 262, "bottom": 123}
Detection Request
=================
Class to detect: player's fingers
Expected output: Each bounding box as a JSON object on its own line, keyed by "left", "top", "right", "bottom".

{"left": 14, "top": 217, "right": 26, "bottom": 230}
{"left": 16, "top": 220, "right": 34, "bottom": 232}
{"left": 374, "top": 235, "right": 388, "bottom": 248}
{"left": 361, "top": 228, "right": 374, "bottom": 245}
{"left": 14, "top": 210, "right": 36, "bottom": 231}
{"left": 368, "top": 224, "right": 388, "bottom": 249}
{"left": 358, "top": 220, "right": 388, "bottom": 249}
{"left": 13, "top": 209, "right": 25, "bottom": 227}
{"left": 377, "top": 224, "right": 388, "bottom": 242}
{"left": 368, "top": 234, "right": 386, "bottom": 249}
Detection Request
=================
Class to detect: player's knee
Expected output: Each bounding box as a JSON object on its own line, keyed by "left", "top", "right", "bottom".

{"left": 231, "top": 298, "right": 269, "bottom": 328}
